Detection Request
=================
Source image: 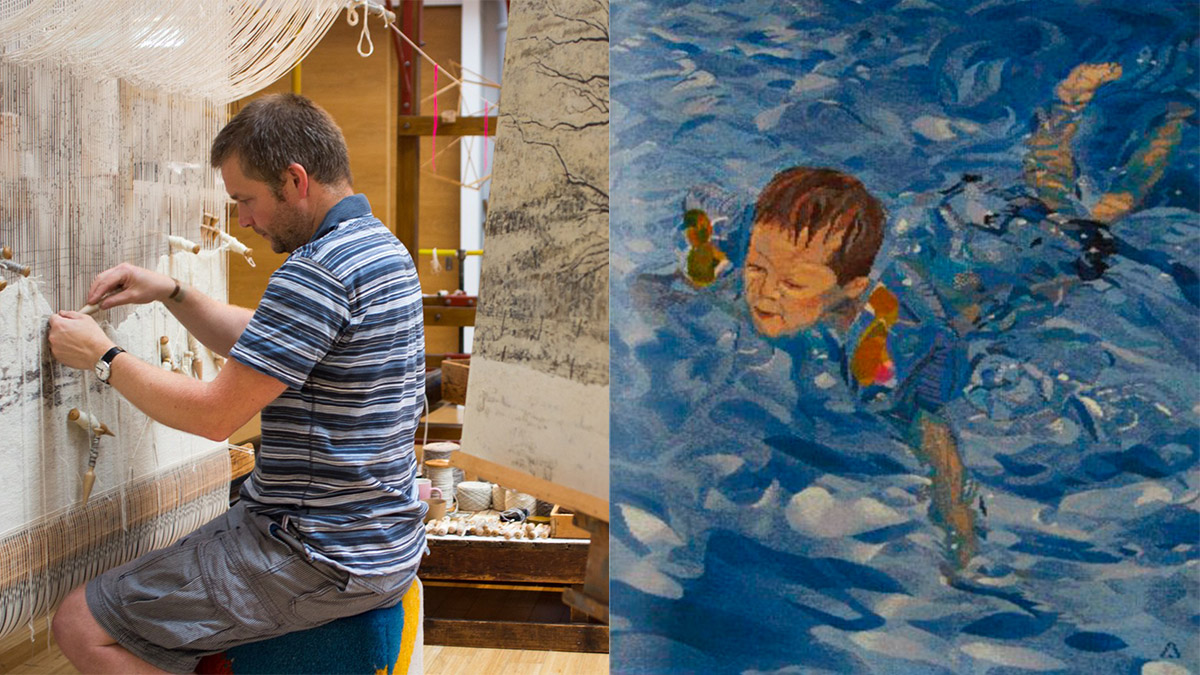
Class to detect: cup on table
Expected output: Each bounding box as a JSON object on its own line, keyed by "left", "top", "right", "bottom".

{"left": 415, "top": 478, "right": 441, "bottom": 501}
{"left": 424, "top": 497, "right": 452, "bottom": 522}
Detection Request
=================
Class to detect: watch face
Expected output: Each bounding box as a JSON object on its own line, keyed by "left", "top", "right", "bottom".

{"left": 95, "top": 360, "right": 110, "bottom": 382}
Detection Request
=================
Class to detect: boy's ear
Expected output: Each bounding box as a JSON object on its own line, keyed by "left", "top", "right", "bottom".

{"left": 844, "top": 276, "right": 871, "bottom": 300}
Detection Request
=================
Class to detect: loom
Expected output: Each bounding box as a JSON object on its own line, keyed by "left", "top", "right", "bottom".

{"left": 0, "top": 0, "right": 346, "bottom": 647}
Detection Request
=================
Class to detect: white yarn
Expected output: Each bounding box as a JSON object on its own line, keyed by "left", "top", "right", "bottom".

{"left": 425, "top": 462, "right": 456, "bottom": 502}
{"left": 455, "top": 481, "right": 492, "bottom": 512}
{"left": 509, "top": 492, "right": 537, "bottom": 513}
{"left": 422, "top": 441, "right": 459, "bottom": 463}
{"left": 0, "top": 1, "right": 344, "bottom": 104}
{"left": 492, "top": 486, "right": 537, "bottom": 513}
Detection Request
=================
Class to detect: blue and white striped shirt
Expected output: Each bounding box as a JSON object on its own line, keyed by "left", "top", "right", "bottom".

{"left": 230, "top": 194, "right": 426, "bottom": 576}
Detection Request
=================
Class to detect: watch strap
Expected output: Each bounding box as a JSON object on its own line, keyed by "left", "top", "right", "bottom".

{"left": 96, "top": 346, "right": 125, "bottom": 384}
{"left": 100, "top": 346, "right": 125, "bottom": 366}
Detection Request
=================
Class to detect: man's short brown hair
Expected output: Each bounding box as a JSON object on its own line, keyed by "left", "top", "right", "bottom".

{"left": 211, "top": 94, "right": 352, "bottom": 197}
{"left": 754, "top": 167, "right": 886, "bottom": 284}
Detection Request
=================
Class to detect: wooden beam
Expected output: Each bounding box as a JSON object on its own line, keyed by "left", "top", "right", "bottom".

{"left": 398, "top": 115, "right": 497, "bottom": 137}
{"left": 230, "top": 444, "right": 255, "bottom": 480}
{"left": 451, "top": 452, "right": 609, "bottom": 523}
{"left": 393, "top": 0, "right": 422, "bottom": 251}
{"left": 440, "top": 359, "right": 470, "bottom": 406}
{"left": 424, "top": 619, "right": 609, "bottom": 653}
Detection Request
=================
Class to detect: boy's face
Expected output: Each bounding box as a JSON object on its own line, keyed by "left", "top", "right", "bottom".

{"left": 743, "top": 223, "right": 847, "bottom": 337}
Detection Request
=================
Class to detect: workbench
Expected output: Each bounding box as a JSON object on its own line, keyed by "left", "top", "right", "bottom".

{"left": 419, "top": 533, "right": 608, "bottom": 653}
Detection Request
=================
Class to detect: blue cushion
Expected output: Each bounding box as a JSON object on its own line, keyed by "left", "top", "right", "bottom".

{"left": 222, "top": 601, "right": 407, "bottom": 675}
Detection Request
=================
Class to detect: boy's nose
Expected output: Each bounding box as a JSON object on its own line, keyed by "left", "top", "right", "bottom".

{"left": 759, "top": 272, "right": 781, "bottom": 298}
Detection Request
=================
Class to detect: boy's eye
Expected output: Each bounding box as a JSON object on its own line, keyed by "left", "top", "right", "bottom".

{"left": 782, "top": 280, "right": 806, "bottom": 291}
{"left": 746, "top": 264, "right": 765, "bottom": 274}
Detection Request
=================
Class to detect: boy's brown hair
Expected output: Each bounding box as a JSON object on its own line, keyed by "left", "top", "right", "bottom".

{"left": 753, "top": 167, "right": 886, "bottom": 284}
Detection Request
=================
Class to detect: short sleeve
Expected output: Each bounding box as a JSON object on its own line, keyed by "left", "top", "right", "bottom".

{"left": 229, "top": 256, "right": 351, "bottom": 389}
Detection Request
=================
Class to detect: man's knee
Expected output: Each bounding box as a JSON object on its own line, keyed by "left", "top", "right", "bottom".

{"left": 53, "top": 585, "right": 107, "bottom": 652}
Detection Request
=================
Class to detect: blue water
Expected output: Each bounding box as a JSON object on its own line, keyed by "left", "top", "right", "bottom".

{"left": 610, "top": 1, "right": 1199, "bottom": 673}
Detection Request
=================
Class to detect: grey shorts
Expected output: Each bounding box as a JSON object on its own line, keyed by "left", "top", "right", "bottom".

{"left": 85, "top": 502, "right": 415, "bottom": 674}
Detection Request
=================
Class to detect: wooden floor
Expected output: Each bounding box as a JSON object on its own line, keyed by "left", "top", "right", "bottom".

{"left": 8, "top": 643, "right": 608, "bottom": 674}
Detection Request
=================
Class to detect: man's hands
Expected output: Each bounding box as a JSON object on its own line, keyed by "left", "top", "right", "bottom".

{"left": 87, "top": 263, "right": 175, "bottom": 310}
{"left": 48, "top": 312, "right": 115, "bottom": 371}
{"left": 49, "top": 264, "right": 170, "bottom": 372}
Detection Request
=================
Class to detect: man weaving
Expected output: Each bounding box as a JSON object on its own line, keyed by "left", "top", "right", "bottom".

{"left": 46, "top": 94, "right": 426, "bottom": 673}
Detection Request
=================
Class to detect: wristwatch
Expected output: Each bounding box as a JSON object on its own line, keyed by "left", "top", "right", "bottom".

{"left": 94, "top": 346, "right": 126, "bottom": 384}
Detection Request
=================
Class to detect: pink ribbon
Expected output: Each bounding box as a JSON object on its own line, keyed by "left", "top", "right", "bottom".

{"left": 431, "top": 64, "right": 438, "bottom": 172}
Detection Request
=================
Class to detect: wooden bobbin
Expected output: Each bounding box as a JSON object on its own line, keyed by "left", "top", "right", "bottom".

{"left": 81, "top": 466, "right": 97, "bottom": 505}
{"left": 68, "top": 407, "right": 114, "bottom": 437}
{"left": 0, "top": 258, "right": 30, "bottom": 277}
{"left": 1, "top": 245, "right": 10, "bottom": 259}
{"left": 202, "top": 218, "right": 255, "bottom": 267}
{"left": 168, "top": 234, "right": 201, "bottom": 254}
{"left": 187, "top": 333, "right": 204, "bottom": 379}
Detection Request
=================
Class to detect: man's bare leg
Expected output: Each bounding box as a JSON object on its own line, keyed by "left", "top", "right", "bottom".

{"left": 52, "top": 585, "right": 168, "bottom": 675}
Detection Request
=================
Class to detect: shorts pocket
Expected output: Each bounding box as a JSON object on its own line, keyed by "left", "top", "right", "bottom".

{"left": 287, "top": 563, "right": 394, "bottom": 626}
{"left": 196, "top": 536, "right": 282, "bottom": 642}
{"left": 286, "top": 561, "right": 352, "bottom": 625}
{"left": 116, "top": 546, "right": 239, "bottom": 651}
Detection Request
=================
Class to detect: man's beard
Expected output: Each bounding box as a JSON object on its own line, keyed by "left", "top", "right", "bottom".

{"left": 269, "top": 199, "right": 312, "bottom": 254}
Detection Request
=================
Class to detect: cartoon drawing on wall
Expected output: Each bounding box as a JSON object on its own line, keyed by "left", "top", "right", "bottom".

{"left": 610, "top": 1, "right": 1198, "bottom": 673}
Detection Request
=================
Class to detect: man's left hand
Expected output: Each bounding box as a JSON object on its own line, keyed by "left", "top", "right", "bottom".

{"left": 48, "top": 312, "right": 116, "bottom": 371}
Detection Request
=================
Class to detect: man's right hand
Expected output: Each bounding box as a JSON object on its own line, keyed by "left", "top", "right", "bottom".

{"left": 87, "top": 263, "right": 176, "bottom": 310}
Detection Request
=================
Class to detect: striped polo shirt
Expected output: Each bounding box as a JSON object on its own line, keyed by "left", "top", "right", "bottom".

{"left": 230, "top": 194, "right": 426, "bottom": 576}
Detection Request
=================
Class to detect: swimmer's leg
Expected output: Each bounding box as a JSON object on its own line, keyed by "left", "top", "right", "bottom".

{"left": 1091, "top": 102, "right": 1194, "bottom": 223}
{"left": 913, "top": 414, "right": 979, "bottom": 571}
{"left": 1024, "top": 62, "right": 1123, "bottom": 212}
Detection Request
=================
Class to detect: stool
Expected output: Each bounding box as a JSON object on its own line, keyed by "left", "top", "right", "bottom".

{"left": 195, "top": 578, "right": 423, "bottom": 674}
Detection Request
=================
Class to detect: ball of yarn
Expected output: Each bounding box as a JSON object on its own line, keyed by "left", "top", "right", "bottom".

{"left": 508, "top": 491, "right": 537, "bottom": 512}
{"left": 456, "top": 481, "right": 493, "bottom": 512}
